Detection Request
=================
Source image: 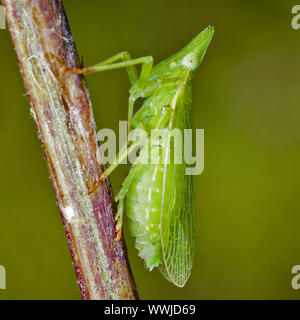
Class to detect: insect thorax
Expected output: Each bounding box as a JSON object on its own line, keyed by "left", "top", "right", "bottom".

{"left": 131, "top": 77, "right": 192, "bottom": 132}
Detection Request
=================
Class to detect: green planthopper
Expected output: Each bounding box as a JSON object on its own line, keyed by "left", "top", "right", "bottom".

{"left": 62, "top": 26, "right": 214, "bottom": 287}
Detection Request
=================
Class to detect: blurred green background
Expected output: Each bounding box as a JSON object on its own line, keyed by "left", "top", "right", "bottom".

{"left": 1, "top": 0, "right": 300, "bottom": 299}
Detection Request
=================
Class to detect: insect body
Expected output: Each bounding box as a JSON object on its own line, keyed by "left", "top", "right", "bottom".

{"left": 63, "top": 26, "right": 214, "bottom": 287}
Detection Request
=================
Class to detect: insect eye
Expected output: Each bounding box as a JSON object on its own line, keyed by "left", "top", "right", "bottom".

{"left": 182, "top": 54, "right": 198, "bottom": 70}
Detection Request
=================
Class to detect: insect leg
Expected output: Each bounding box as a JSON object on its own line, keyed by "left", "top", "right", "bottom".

{"left": 88, "top": 134, "right": 147, "bottom": 194}
{"left": 101, "top": 132, "right": 147, "bottom": 180}
{"left": 62, "top": 54, "right": 153, "bottom": 85}
{"left": 61, "top": 51, "right": 139, "bottom": 85}
{"left": 114, "top": 164, "right": 140, "bottom": 241}
{"left": 115, "top": 165, "right": 139, "bottom": 203}
{"left": 120, "top": 51, "right": 139, "bottom": 84}
{"left": 128, "top": 94, "right": 138, "bottom": 132}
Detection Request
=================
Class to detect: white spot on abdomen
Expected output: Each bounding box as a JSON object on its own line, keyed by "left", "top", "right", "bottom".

{"left": 148, "top": 188, "right": 152, "bottom": 201}
{"left": 152, "top": 167, "right": 158, "bottom": 181}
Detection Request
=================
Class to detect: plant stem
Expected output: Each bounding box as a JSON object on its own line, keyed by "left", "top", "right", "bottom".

{"left": 2, "top": 0, "right": 138, "bottom": 300}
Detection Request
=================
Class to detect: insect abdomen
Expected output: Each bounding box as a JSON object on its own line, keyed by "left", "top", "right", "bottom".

{"left": 125, "top": 163, "right": 164, "bottom": 270}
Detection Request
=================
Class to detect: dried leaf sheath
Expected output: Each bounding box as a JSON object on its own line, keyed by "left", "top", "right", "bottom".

{"left": 2, "top": 0, "right": 138, "bottom": 300}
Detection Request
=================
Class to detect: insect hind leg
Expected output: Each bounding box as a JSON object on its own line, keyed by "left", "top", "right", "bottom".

{"left": 114, "top": 164, "right": 140, "bottom": 241}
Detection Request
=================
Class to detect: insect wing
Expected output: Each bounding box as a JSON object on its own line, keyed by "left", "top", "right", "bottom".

{"left": 159, "top": 85, "right": 195, "bottom": 287}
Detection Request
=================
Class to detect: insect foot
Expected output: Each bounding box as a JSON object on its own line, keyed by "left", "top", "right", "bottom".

{"left": 60, "top": 65, "right": 85, "bottom": 74}
{"left": 114, "top": 226, "right": 122, "bottom": 242}
{"left": 87, "top": 176, "right": 104, "bottom": 195}
{"left": 114, "top": 201, "right": 124, "bottom": 241}
{"left": 60, "top": 65, "right": 69, "bottom": 73}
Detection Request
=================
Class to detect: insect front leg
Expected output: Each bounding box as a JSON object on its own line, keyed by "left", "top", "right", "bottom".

{"left": 61, "top": 51, "right": 138, "bottom": 85}
{"left": 128, "top": 94, "right": 141, "bottom": 133}
{"left": 61, "top": 53, "right": 153, "bottom": 86}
